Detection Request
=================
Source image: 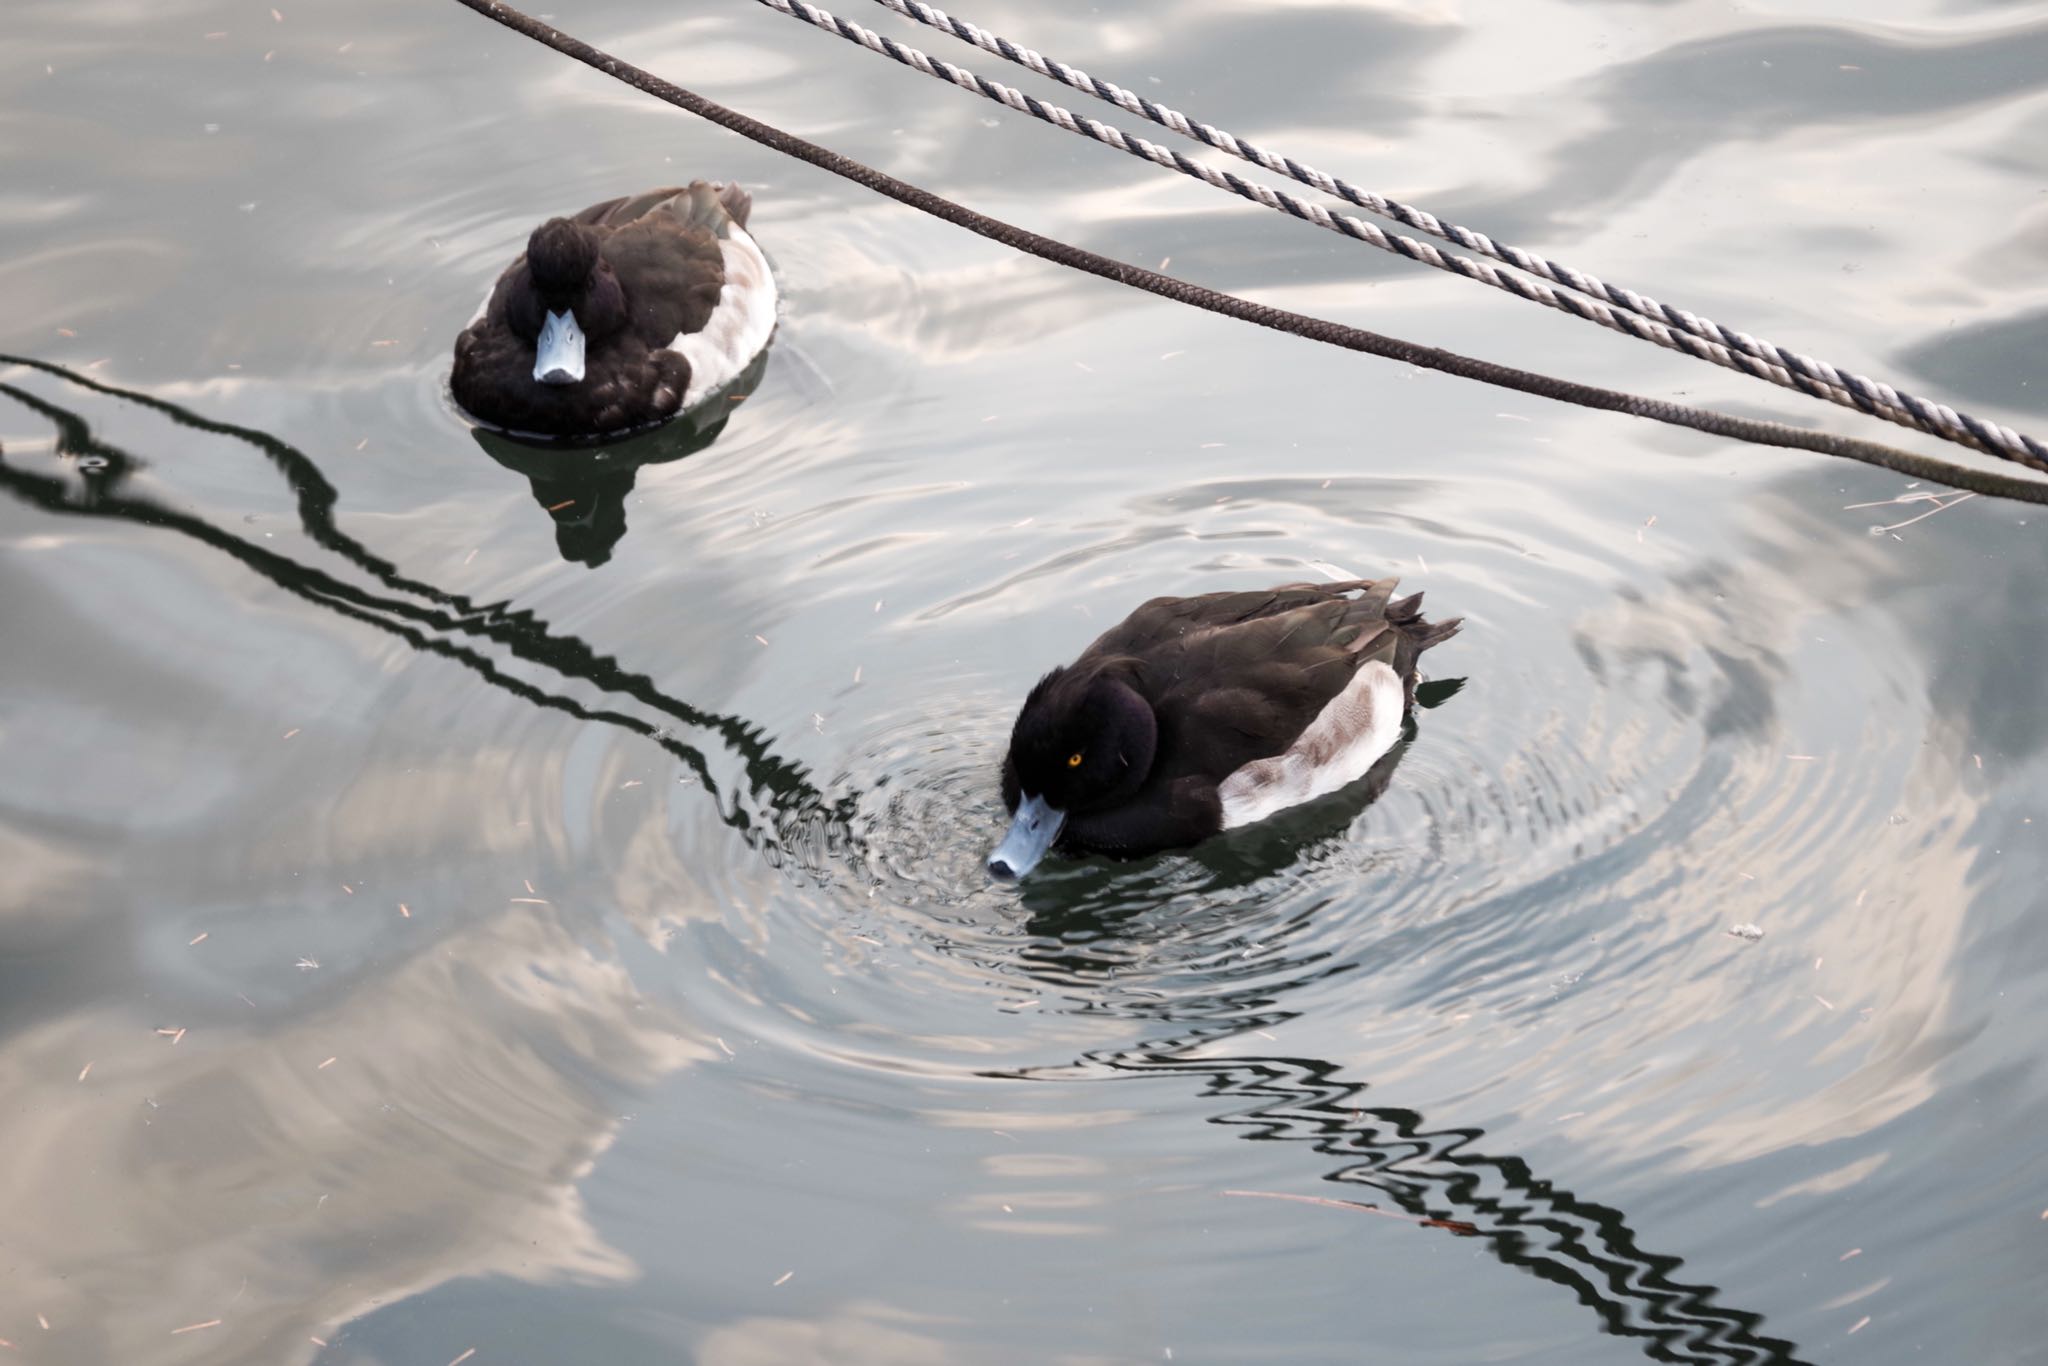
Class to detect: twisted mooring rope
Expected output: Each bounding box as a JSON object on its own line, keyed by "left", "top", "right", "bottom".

{"left": 757, "top": 0, "right": 2047, "bottom": 471}
{"left": 449, "top": 0, "right": 2048, "bottom": 503}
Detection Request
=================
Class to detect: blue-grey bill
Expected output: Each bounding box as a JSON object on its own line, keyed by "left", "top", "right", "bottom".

{"left": 987, "top": 793, "right": 1066, "bottom": 881}
{"left": 533, "top": 309, "right": 586, "bottom": 385}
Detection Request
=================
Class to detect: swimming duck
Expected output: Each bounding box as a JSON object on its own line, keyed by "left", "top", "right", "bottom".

{"left": 988, "top": 577, "right": 1460, "bottom": 879}
{"left": 451, "top": 183, "right": 776, "bottom": 439}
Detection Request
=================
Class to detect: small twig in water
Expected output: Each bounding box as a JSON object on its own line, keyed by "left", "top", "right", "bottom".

{"left": 1844, "top": 488, "right": 1976, "bottom": 534}
{"left": 1222, "top": 1189, "right": 1478, "bottom": 1234}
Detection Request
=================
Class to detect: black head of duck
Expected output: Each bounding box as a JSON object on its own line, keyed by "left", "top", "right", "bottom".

{"left": 451, "top": 183, "right": 776, "bottom": 440}
{"left": 989, "top": 577, "right": 1460, "bottom": 880}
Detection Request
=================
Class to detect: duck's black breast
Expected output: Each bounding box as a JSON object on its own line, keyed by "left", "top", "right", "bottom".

{"left": 452, "top": 304, "right": 687, "bottom": 438}
{"left": 1059, "top": 763, "right": 1228, "bottom": 857}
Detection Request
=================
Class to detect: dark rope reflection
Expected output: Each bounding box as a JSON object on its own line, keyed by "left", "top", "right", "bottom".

{"left": 0, "top": 355, "right": 856, "bottom": 871}
{"left": 1007, "top": 1013, "right": 1809, "bottom": 1366}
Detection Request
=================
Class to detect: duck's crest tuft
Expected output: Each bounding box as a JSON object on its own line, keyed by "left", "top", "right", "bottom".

{"left": 528, "top": 217, "right": 598, "bottom": 290}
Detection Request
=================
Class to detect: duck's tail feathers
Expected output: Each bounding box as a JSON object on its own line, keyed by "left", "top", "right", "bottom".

{"left": 658, "top": 182, "right": 750, "bottom": 239}
{"left": 1384, "top": 591, "right": 1462, "bottom": 710}
{"left": 573, "top": 184, "right": 755, "bottom": 236}
{"left": 1316, "top": 575, "right": 1397, "bottom": 621}
{"left": 713, "top": 181, "right": 754, "bottom": 230}
{"left": 578, "top": 188, "right": 681, "bottom": 229}
{"left": 1385, "top": 590, "right": 1462, "bottom": 650}
{"left": 1412, "top": 614, "right": 1464, "bottom": 652}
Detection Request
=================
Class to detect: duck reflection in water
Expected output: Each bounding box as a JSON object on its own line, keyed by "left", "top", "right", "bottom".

{"left": 468, "top": 346, "right": 771, "bottom": 567}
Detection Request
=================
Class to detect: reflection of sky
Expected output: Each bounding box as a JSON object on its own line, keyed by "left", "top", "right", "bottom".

{"left": 0, "top": 902, "right": 694, "bottom": 1360}
{"left": 2, "top": 0, "right": 2047, "bottom": 1361}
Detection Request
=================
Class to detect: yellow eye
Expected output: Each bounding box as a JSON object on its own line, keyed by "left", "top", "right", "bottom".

{"left": 1066, "top": 752, "right": 1084, "bottom": 768}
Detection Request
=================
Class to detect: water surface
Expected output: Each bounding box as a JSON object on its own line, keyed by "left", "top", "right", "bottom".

{"left": 4, "top": 0, "right": 2048, "bottom": 1362}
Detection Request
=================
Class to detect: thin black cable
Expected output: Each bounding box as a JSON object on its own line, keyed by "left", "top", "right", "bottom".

{"left": 451, "top": 0, "right": 2048, "bottom": 503}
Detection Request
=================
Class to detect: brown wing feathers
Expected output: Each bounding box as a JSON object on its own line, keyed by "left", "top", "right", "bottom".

{"left": 1121, "top": 578, "right": 1458, "bottom": 782}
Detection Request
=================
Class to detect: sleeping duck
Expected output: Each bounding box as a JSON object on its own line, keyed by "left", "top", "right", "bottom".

{"left": 451, "top": 183, "right": 776, "bottom": 439}
{"left": 988, "top": 577, "right": 1460, "bottom": 879}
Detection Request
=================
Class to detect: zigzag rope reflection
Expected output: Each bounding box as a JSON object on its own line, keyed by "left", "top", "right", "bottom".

{"left": 0, "top": 355, "right": 857, "bottom": 873}
{"left": 1000, "top": 1001, "right": 1810, "bottom": 1366}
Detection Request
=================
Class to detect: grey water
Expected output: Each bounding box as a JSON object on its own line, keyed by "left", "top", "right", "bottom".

{"left": 4, "top": 0, "right": 2047, "bottom": 1361}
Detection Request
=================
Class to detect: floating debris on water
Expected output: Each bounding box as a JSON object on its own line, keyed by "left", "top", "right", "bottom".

{"left": 1222, "top": 1188, "right": 1478, "bottom": 1235}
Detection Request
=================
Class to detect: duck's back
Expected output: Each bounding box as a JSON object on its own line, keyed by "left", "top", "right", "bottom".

{"left": 1081, "top": 581, "right": 1384, "bottom": 659}
{"left": 570, "top": 183, "right": 750, "bottom": 233}
{"left": 602, "top": 214, "right": 726, "bottom": 348}
{"left": 1067, "top": 578, "right": 1456, "bottom": 847}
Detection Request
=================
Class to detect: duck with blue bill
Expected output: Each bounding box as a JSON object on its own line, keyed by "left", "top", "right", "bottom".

{"left": 989, "top": 577, "right": 1460, "bottom": 879}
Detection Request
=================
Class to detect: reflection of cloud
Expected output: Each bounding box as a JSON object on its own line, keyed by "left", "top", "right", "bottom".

{"left": 1896, "top": 306, "right": 2048, "bottom": 416}
{"left": 0, "top": 237, "right": 184, "bottom": 340}
{"left": 0, "top": 823, "right": 92, "bottom": 916}
{"left": 1525, "top": 480, "right": 1976, "bottom": 1171}
{"left": 0, "top": 903, "right": 708, "bottom": 1364}
{"left": 696, "top": 1302, "right": 970, "bottom": 1366}
{"left": 570, "top": 0, "right": 1451, "bottom": 224}
{"left": 1470, "top": 19, "right": 2048, "bottom": 235}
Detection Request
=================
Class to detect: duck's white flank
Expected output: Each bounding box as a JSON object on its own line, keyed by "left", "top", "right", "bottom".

{"left": 1217, "top": 660, "right": 1402, "bottom": 829}
{"left": 674, "top": 227, "right": 778, "bottom": 409}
